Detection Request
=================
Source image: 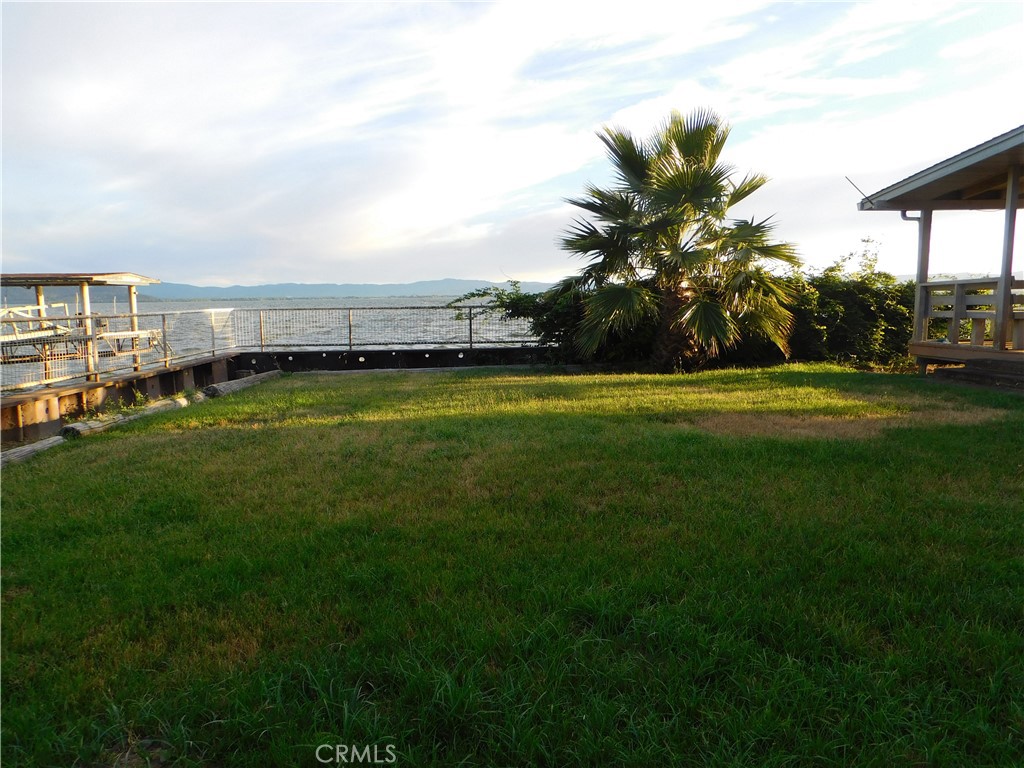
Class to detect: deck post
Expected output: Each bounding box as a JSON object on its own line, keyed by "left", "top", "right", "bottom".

{"left": 35, "top": 285, "right": 52, "bottom": 380}
{"left": 907, "top": 210, "right": 932, "bottom": 344}
{"left": 128, "top": 285, "right": 141, "bottom": 371}
{"left": 994, "top": 164, "right": 1020, "bottom": 351}
{"left": 949, "top": 282, "right": 967, "bottom": 343}
{"left": 905, "top": 210, "right": 932, "bottom": 373}
{"left": 80, "top": 282, "right": 98, "bottom": 381}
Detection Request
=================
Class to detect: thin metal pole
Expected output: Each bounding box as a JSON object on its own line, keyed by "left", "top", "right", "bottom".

{"left": 211, "top": 311, "right": 217, "bottom": 356}
{"left": 348, "top": 309, "right": 353, "bottom": 350}
{"left": 129, "top": 286, "right": 141, "bottom": 371}
{"left": 468, "top": 307, "right": 474, "bottom": 349}
{"left": 162, "top": 313, "right": 170, "bottom": 367}
{"left": 259, "top": 310, "right": 266, "bottom": 351}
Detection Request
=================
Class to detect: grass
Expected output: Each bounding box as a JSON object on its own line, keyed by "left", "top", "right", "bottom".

{"left": 2, "top": 363, "right": 1022, "bottom": 767}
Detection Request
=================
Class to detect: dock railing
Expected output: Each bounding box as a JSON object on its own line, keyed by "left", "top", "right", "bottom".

{"left": 918, "top": 277, "right": 1024, "bottom": 349}
{"left": 1, "top": 305, "right": 538, "bottom": 392}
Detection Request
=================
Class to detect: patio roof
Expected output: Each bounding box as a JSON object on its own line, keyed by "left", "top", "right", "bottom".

{"left": 858, "top": 125, "right": 1024, "bottom": 211}
{"left": 0, "top": 272, "right": 160, "bottom": 288}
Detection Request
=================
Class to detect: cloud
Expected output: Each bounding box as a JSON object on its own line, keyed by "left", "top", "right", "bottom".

{"left": 2, "top": 0, "right": 1020, "bottom": 285}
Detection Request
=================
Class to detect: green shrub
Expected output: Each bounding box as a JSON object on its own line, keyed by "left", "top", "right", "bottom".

{"left": 454, "top": 243, "right": 916, "bottom": 371}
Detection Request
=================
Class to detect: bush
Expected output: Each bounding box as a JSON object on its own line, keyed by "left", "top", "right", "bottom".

{"left": 454, "top": 244, "right": 916, "bottom": 371}
{"left": 789, "top": 250, "right": 915, "bottom": 368}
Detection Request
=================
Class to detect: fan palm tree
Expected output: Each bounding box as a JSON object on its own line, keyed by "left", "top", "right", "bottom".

{"left": 560, "top": 109, "right": 800, "bottom": 371}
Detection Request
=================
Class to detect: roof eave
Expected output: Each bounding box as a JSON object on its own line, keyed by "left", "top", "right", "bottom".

{"left": 858, "top": 125, "right": 1024, "bottom": 212}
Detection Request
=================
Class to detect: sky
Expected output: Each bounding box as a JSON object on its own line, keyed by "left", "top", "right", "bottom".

{"left": 2, "top": 0, "right": 1022, "bottom": 287}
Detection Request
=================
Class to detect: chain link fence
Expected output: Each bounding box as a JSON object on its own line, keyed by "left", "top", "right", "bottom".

{"left": 2, "top": 305, "right": 537, "bottom": 391}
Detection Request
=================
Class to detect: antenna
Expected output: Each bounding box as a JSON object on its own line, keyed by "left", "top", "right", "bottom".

{"left": 845, "top": 176, "right": 870, "bottom": 199}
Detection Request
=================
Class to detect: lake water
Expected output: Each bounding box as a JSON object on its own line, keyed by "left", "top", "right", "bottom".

{"left": 2, "top": 295, "right": 538, "bottom": 390}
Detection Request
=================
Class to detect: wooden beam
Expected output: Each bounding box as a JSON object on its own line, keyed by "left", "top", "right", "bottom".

{"left": 910, "top": 341, "right": 1024, "bottom": 362}
{"left": 961, "top": 173, "right": 1009, "bottom": 200}
{"left": 861, "top": 198, "right": 1023, "bottom": 211}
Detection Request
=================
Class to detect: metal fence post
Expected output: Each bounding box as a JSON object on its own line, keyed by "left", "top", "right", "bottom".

{"left": 162, "top": 313, "right": 170, "bottom": 367}
{"left": 88, "top": 319, "right": 100, "bottom": 381}
{"left": 348, "top": 309, "right": 354, "bottom": 350}
{"left": 468, "top": 307, "right": 474, "bottom": 349}
{"left": 259, "top": 310, "right": 266, "bottom": 351}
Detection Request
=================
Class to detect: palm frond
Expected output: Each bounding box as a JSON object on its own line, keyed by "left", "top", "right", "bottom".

{"left": 735, "top": 294, "right": 794, "bottom": 356}
{"left": 565, "top": 186, "right": 640, "bottom": 223}
{"left": 545, "top": 274, "right": 590, "bottom": 299}
{"left": 648, "top": 158, "right": 733, "bottom": 214}
{"left": 659, "top": 109, "right": 729, "bottom": 165}
{"left": 575, "top": 283, "right": 658, "bottom": 357}
{"left": 719, "top": 217, "right": 801, "bottom": 268}
{"left": 597, "top": 127, "right": 650, "bottom": 191}
{"left": 675, "top": 293, "right": 741, "bottom": 358}
{"left": 727, "top": 173, "right": 769, "bottom": 207}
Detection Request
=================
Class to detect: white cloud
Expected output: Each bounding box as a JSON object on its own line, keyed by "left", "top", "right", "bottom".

{"left": 2, "top": 0, "right": 1021, "bottom": 285}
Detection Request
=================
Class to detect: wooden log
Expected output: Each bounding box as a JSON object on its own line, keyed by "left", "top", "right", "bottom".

{"left": 202, "top": 370, "right": 282, "bottom": 398}
{"left": 0, "top": 435, "right": 66, "bottom": 466}
{"left": 60, "top": 396, "right": 189, "bottom": 438}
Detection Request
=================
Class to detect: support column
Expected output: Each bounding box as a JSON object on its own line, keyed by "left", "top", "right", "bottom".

{"left": 36, "top": 285, "right": 51, "bottom": 380}
{"left": 904, "top": 210, "right": 932, "bottom": 374}
{"left": 994, "top": 165, "right": 1020, "bottom": 350}
{"left": 906, "top": 210, "right": 933, "bottom": 343}
{"left": 80, "top": 282, "right": 97, "bottom": 380}
{"left": 128, "top": 285, "right": 141, "bottom": 371}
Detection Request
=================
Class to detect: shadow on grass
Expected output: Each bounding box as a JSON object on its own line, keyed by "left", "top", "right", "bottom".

{"left": 3, "top": 364, "right": 1023, "bottom": 767}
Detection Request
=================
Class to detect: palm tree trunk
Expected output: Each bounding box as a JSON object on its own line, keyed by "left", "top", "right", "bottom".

{"left": 651, "top": 286, "right": 703, "bottom": 372}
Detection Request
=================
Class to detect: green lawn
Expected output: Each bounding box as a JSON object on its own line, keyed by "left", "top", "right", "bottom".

{"left": 2, "top": 364, "right": 1022, "bottom": 767}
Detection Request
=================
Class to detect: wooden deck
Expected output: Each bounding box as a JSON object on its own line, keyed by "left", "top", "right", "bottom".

{"left": 913, "top": 278, "right": 1024, "bottom": 369}
{"left": 910, "top": 341, "right": 1024, "bottom": 366}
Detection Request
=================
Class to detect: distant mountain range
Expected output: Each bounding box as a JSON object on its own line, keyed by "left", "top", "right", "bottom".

{"left": 1, "top": 279, "right": 553, "bottom": 305}
{"left": 139, "top": 279, "right": 553, "bottom": 300}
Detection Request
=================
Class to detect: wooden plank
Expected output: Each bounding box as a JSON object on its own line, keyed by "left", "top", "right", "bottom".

{"left": 971, "top": 318, "right": 987, "bottom": 345}
{"left": 923, "top": 277, "right": 1001, "bottom": 288}
{"left": 949, "top": 283, "right": 967, "bottom": 343}
{"left": 963, "top": 295, "right": 998, "bottom": 306}
{"left": 910, "top": 341, "right": 1024, "bottom": 362}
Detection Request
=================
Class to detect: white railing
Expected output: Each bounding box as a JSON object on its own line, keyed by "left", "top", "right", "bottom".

{"left": 919, "top": 277, "right": 1024, "bottom": 348}
{"left": 1, "top": 306, "right": 537, "bottom": 392}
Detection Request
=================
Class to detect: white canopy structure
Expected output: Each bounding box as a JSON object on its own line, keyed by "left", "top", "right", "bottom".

{"left": 859, "top": 126, "right": 1023, "bottom": 370}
